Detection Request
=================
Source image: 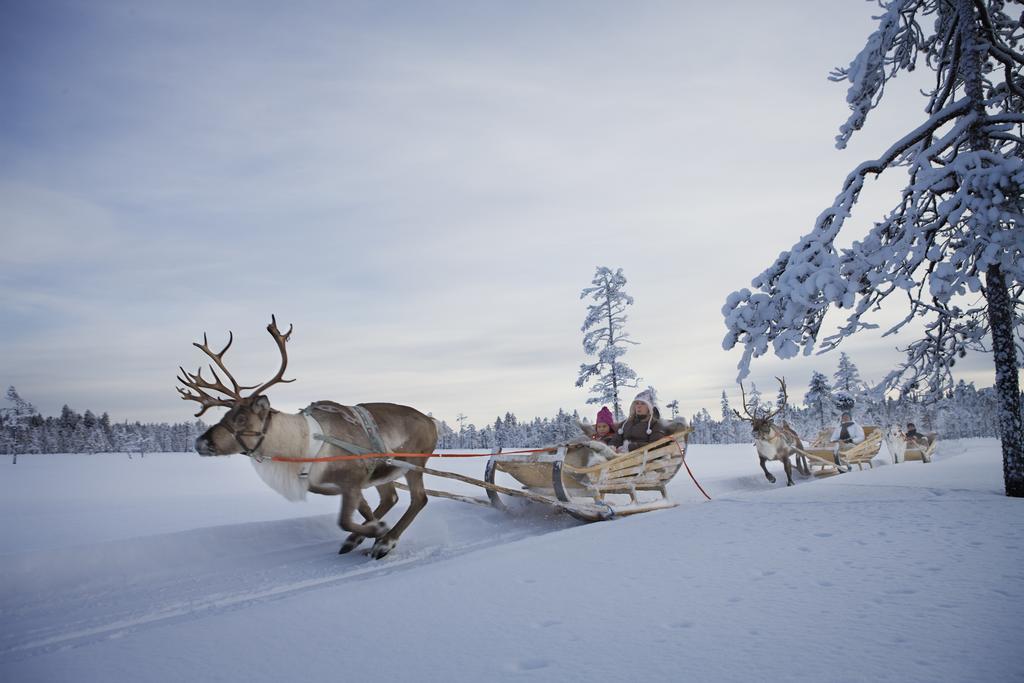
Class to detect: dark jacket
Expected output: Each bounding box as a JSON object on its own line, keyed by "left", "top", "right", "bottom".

{"left": 610, "top": 414, "right": 670, "bottom": 450}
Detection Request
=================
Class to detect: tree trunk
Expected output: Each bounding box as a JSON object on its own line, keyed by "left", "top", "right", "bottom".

{"left": 604, "top": 294, "right": 621, "bottom": 420}
{"left": 955, "top": 0, "right": 1024, "bottom": 496}
{"left": 986, "top": 264, "right": 1024, "bottom": 497}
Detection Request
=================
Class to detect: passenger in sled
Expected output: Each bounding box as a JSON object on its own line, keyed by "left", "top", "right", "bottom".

{"left": 904, "top": 422, "right": 932, "bottom": 448}
{"left": 609, "top": 389, "right": 672, "bottom": 452}
{"left": 593, "top": 406, "right": 618, "bottom": 446}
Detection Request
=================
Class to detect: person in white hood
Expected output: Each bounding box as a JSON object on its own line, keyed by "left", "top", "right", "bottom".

{"left": 829, "top": 412, "right": 864, "bottom": 472}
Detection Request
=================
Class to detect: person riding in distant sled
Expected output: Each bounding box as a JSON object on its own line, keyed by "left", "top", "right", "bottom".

{"left": 904, "top": 422, "right": 931, "bottom": 448}
{"left": 829, "top": 411, "right": 865, "bottom": 473}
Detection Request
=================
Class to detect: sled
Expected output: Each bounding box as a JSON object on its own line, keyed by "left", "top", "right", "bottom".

{"left": 485, "top": 430, "right": 694, "bottom": 521}
{"left": 885, "top": 431, "right": 937, "bottom": 464}
{"left": 797, "top": 426, "right": 883, "bottom": 476}
{"left": 386, "top": 429, "right": 696, "bottom": 522}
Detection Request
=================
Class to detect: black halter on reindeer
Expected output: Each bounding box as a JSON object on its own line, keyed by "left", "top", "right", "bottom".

{"left": 732, "top": 377, "right": 810, "bottom": 486}
{"left": 177, "top": 316, "right": 439, "bottom": 559}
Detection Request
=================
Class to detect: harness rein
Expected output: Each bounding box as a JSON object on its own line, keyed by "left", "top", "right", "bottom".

{"left": 221, "top": 409, "right": 275, "bottom": 457}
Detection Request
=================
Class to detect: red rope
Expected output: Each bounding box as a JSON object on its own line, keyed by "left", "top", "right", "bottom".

{"left": 675, "top": 438, "right": 712, "bottom": 501}
{"left": 269, "top": 447, "right": 552, "bottom": 464}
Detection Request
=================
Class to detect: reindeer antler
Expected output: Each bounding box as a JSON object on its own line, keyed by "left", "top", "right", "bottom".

{"left": 251, "top": 315, "right": 295, "bottom": 397}
{"left": 773, "top": 376, "right": 789, "bottom": 416}
{"left": 732, "top": 382, "right": 756, "bottom": 422}
{"left": 177, "top": 330, "right": 258, "bottom": 416}
{"left": 732, "top": 380, "right": 788, "bottom": 423}
{"left": 176, "top": 316, "right": 295, "bottom": 416}
{"left": 176, "top": 370, "right": 237, "bottom": 417}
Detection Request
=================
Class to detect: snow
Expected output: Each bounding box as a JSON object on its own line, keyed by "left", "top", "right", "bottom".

{"left": 2, "top": 440, "right": 1021, "bottom": 682}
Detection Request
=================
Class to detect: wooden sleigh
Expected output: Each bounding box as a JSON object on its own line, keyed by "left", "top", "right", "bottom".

{"left": 485, "top": 429, "right": 694, "bottom": 521}
{"left": 884, "top": 430, "right": 938, "bottom": 464}
{"left": 387, "top": 429, "right": 696, "bottom": 522}
{"left": 796, "top": 426, "right": 883, "bottom": 476}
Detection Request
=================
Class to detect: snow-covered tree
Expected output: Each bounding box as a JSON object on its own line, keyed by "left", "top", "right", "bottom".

{"left": 666, "top": 399, "right": 680, "bottom": 419}
{"left": 575, "top": 266, "right": 641, "bottom": 419}
{"left": 722, "top": 1, "right": 1024, "bottom": 496}
{"left": 3, "top": 387, "right": 38, "bottom": 464}
{"left": 833, "top": 352, "right": 867, "bottom": 396}
{"left": 746, "top": 383, "right": 766, "bottom": 416}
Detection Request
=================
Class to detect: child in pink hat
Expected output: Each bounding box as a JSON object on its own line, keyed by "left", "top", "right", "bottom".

{"left": 594, "top": 406, "right": 617, "bottom": 445}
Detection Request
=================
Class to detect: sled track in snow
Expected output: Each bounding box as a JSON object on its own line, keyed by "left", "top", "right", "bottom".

{"left": 0, "top": 513, "right": 569, "bottom": 664}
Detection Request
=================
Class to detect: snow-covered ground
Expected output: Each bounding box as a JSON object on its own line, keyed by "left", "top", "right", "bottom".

{"left": 1, "top": 440, "right": 1021, "bottom": 682}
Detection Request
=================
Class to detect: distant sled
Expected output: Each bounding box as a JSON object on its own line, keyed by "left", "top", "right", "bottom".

{"left": 884, "top": 428, "right": 938, "bottom": 464}
{"left": 797, "top": 426, "right": 884, "bottom": 476}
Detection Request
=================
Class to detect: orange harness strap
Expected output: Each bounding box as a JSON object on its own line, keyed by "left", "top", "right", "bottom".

{"left": 270, "top": 447, "right": 551, "bottom": 464}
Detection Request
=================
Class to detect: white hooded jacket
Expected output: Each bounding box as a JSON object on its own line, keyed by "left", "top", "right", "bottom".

{"left": 830, "top": 421, "right": 865, "bottom": 444}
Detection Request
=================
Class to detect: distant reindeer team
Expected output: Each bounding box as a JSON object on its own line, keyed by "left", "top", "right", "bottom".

{"left": 732, "top": 378, "right": 810, "bottom": 486}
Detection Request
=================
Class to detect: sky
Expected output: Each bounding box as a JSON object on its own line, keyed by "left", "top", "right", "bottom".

{"left": 0, "top": 0, "right": 1007, "bottom": 427}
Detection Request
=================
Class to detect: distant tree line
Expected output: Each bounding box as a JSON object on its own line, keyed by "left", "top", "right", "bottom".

{"left": 4, "top": 351, "right": 1011, "bottom": 459}
{"left": 0, "top": 387, "right": 206, "bottom": 462}
{"left": 434, "top": 409, "right": 584, "bottom": 450}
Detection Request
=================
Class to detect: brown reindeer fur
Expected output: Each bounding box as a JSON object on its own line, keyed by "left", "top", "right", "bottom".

{"left": 196, "top": 399, "right": 437, "bottom": 559}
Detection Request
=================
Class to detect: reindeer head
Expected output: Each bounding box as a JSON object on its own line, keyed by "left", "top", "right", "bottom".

{"left": 177, "top": 316, "right": 294, "bottom": 456}
{"left": 733, "top": 377, "right": 788, "bottom": 441}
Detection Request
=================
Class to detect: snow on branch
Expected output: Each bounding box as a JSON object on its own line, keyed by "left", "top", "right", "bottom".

{"left": 831, "top": 0, "right": 924, "bottom": 149}
{"left": 723, "top": 1, "right": 1024, "bottom": 389}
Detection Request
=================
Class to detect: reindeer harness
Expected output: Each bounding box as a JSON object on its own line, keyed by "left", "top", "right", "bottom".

{"left": 224, "top": 409, "right": 275, "bottom": 457}
{"left": 292, "top": 403, "right": 392, "bottom": 479}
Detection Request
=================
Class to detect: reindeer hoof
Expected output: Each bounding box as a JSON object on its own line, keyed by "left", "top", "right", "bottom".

{"left": 766, "top": 474, "right": 776, "bottom": 484}
{"left": 339, "top": 534, "right": 365, "bottom": 554}
{"left": 369, "top": 537, "right": 397, "bottom": 560}
{"left": 787, "top": 480, "right": 795, "bottom": 487}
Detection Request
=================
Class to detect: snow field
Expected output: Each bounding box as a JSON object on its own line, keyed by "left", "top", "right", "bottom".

{"left": 1, "top": 440, "right": 1021, "bottom": 682}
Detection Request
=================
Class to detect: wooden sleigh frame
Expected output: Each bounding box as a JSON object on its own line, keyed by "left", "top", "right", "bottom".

{"left": 385, "top": 429, "right": 695, "bottom": 522}
{"left": 484, "top": 429, "right": 694, "bottom": 521}
{"left": 796, "top": 426, "right": 883, "bottom": 476}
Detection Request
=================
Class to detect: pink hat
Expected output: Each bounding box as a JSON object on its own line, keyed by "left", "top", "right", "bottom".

{"left": 596, "top": 406, "right": 615, "bottom": 428}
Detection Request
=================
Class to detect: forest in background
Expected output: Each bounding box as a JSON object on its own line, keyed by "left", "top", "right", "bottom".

{"left": 1, "top": 353, "right": 1008, "bottom": 456}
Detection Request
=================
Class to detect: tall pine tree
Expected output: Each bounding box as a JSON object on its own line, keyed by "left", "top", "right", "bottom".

{"left": 575, "top": 266, "right": 640, "bottom": 419}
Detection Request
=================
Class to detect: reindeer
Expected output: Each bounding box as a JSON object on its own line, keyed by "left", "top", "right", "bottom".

{"left": 733, "top": 378, "right": 810, "bottom": 486}
{"left": 177, "top": 316, "right": 437, "bottom": 559}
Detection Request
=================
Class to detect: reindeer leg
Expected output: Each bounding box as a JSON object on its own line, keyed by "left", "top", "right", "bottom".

{"left": 783, "top": 457, "right": 795, "bottom": 486}
{"left": 370, "top": 470, "right": 428, "bottom": 560}
{"left": 373, "top": 482, "right": 400, "bottom": 519}
{"left": 339, "top": 485, "right": 400, "bottom": 554}
{"left": 337, "top": 489, "right": 390, "bottom": 555}
{"left": 339, "top": 497, "right": 379, "bottom": 555}
{"left": 797, "top": 453, "right": 810, "bottom": 476}
{"left": 759, "top": 457, "right": 776, "bottom": 484}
